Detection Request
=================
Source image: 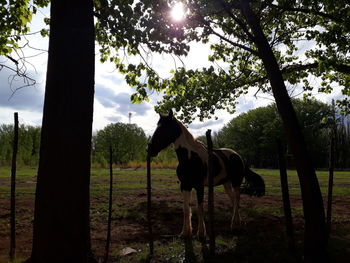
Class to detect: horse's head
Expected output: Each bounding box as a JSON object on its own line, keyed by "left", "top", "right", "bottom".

{"left": 147, "top": 109, "right": 182, "bottom": 157}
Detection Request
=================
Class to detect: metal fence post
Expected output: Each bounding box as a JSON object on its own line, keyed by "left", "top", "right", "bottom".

{"left": 206, "top": 129, "right": 215, "bottom": 255}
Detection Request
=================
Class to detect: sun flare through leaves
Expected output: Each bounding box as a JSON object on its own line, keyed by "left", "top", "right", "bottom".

{"left": 170, "top": 2, "right": 187, "bottom": 22}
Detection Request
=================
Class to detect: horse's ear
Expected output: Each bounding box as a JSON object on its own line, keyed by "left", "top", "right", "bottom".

{"left": 168, "top": 109, "right": 173, "bottom": 118}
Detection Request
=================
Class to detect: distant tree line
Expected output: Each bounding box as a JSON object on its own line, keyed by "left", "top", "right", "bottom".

{"left": 91, "top": 122, "right": 177, "bottom": 167}
{"left": 0, "top": 99, "right": 349, "bottom": 169}
{"left": 0, "top": 124, "right": 41, "bottom": 166}
{"left": 0, "top": 121, "right": 176, "bottom": 167}
{"left": 203, "top": 99, "right": 350, "bottom": 169}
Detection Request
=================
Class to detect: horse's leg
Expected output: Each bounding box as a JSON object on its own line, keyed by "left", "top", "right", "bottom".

{"left": 180, "top": 190, "right": 193, "bottom": 237}
{"left": 195, "top": 186, "right": 206, "bottom": 238}
{"left": 224, "top": 182, "right": 241, "bottom": 228}
{"left": 232, "top": 186, "right": 241, "bottom": 226}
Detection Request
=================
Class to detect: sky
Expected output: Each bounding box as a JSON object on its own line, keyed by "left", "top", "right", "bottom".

{"left": 0, "top": 5, "right": 342, "bottom": 138}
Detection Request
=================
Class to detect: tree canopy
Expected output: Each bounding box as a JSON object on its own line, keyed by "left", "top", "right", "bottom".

{"left": 92, "top": 122, "right": 148, "bottom": 165}
{"left": 1, "top": 0, "right": 45, "bottom": 56}
{"left": 95, "top": 0, "right": 350, "bottom": 122}
{"left": 0, "top": 0, "right": 50, "bottom": 88}
{"left": 0, "top": 124, "right": 40, "bottom": 166}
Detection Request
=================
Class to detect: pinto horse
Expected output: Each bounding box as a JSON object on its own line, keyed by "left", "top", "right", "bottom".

{"left": 147, "top": 110, "right": 265, "bottom": 238}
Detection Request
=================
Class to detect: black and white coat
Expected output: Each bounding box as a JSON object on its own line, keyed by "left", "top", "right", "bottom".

{"left": 148, "top": 110, "right": 265, "bottom": 237}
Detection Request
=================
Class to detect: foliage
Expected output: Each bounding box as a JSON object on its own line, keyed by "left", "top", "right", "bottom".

{"left": 151, "top": 144, "right": 178, "bottom": 165}
{"left": 0, "top": 0, "right": 50, "bottom": 56}
{"left": 0, "top": 124, "right": 40, "bottom": 166}
{"left": 92, "top": 122, "right": 148, "bottom": 165}
{"left": 0, "top": 0, "right": 50, "bottom": 90}
{"left": 94, "top": 0, "right": 350, "bottom": 122}
{"left": 215, "top": 99, "right": 347, "bottom": 168}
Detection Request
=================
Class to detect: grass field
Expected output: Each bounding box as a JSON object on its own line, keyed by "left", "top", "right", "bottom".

{"left": 0, "top": 167, "right": 349, "bottom": 262}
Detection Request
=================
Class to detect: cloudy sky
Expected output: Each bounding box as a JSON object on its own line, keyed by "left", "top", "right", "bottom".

{"left": 0, "top": 5, "right": 341, "bottom": 138}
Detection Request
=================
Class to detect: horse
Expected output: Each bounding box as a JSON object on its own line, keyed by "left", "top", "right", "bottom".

{"left": 147, "top": 109, "right": 265, "bottom": 238}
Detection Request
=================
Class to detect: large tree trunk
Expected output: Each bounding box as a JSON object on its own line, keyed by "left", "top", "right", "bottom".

{"left": 240, "top": 2, "right": 327, "bottom": 262}
{"left": 29, "top": 0, "right": 96, "bottom": 262}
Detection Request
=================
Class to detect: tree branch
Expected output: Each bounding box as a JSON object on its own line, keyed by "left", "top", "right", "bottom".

{"left": 269, "top": 3, "right": 344, "bottom": 23}
{"left": 216, "top": 0, "right": 256, "bottom": 42}
{"left": 203, "top": 20, "right": 259, "bottom": 56}
{"left": 283, "top": 62, "right": 350, "bottom": 75}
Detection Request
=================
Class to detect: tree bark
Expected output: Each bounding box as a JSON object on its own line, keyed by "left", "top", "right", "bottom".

{"left": 29, "top": 0, "right": 96, "bottom": 262}
{"left": 240, "top": 2, "right": 327, "bottom": 262}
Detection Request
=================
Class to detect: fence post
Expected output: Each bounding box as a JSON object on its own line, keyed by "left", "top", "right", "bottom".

{"left": 104, "top": 144, "right": 113, "bottom": 263}
{"left": 10, "top": 112, "right": 18, "bottom": 261}
{"left": 205, "top": 129, "right": 215, "bottom": 255}
{"left": 326, "top": 134, "right": 335, "bottom": 238}
{"left": 277, "top": 140, "right": 296, "bottom": 256}
{"left": 146, "top": 146, "right": 154, "bottom": 256}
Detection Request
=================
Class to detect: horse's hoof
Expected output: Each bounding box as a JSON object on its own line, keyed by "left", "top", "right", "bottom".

{"left": 196, "top": 234, "right": 206, "bottom": 242}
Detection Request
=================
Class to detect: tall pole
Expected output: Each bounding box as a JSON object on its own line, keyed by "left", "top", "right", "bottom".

{"left": 10, "top": 112, "right": 19, "bottom": 261}
{"left": 277, "top": 140, "right": 296, "bottom": 256}
{"left": 206, "top": 129, "right": 215, "bottom": 255}
{"left": 326, "top": 134, "right": 335, "bottom": 238}
{"left": 146, "top": 147, "right": 154, "bottom": 255}
{"left": 103, "top": 144, "right": 113, "bottom": 263}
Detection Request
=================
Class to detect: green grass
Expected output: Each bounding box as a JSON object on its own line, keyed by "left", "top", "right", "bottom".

{"left": 0, "top": 167, "right": 349, "bottom": 262}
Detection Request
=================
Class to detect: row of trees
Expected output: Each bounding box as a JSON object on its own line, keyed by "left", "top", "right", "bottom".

{"left": 0, "top": 122, "right": 149, "bottom": 167}
{"left": 2, "top": 99, "right": 349, "bottom": 169}
{"left": 198, "top": 99, "right": 350, "bottom": 169}
{"left": 0, "top": 124, "right": 40, "bottom": 166}
{"left": 215, "top": 99, "right": 350, "bottom": 169}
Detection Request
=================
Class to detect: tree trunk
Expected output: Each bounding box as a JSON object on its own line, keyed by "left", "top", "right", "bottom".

{"left": 240, "top": 2, "right": 327, "bottom": 262}
{"left": 29, "top": 0, "right": 96, "bottom": 262}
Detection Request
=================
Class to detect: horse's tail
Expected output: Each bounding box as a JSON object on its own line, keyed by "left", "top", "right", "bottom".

{"left": 241, "top": 167, "right": 265, "bottom": 197}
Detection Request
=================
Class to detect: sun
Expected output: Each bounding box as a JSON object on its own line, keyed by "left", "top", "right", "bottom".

{"left": 170, "top": 2, "right": 186, "bottom": 22}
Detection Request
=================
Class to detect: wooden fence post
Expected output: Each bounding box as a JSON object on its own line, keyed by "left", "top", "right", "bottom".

{"left": 277, "top": 140, "right": 296, "bottom": 255}
{"left": 205, "top": 129, "right": 215, "bottom": 255}
{"left": 146, "top": 147, "right": 154, "bottom": 255}
{"left": 103, "top": 144, "right": 113, "bottom": 263}
{"left": 327, "top": 134, "right": 335, "bottom": 238}
{"left": 10, "top": 112, "right": 19, "bottom": 261}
